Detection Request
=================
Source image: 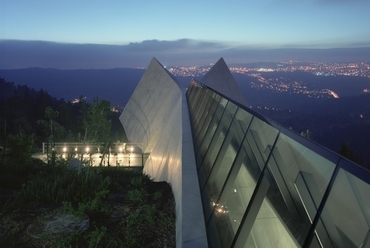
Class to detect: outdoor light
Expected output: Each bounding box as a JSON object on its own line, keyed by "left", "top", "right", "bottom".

{"left": 63, "top": 147, "right": 67, "bottom": 153}
{"left": 75, "top": 147, "right": 78, "bottom": 152}
{"left": 119, "top": 147, "right": 123, "bottom": 152}
{"left": 85, "top": 147, "right": 90, "bottom": 153}
{"left": 130, "top": 146, "right": 134, "bottom": 152}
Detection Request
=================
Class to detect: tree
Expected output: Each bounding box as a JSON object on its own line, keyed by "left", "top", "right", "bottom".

{"left": 338, "top": 143, "right": 360, "bottom": 165}
{"left": 85, "top": 99, "right": 111, "bottom": 142}
{"left": 300, "top": 129, "right": 313, "bottom": 140}
{"left": 40, "top": 106, "right": 63, "bottom": 165}
{"left": 81, "top": 98, "right": 112, "bottom": 166}
{"left": 6, "top": 129, "right": 35, "bottom": 166}
{"left": 0, "top": 119, "right": 7, "bottom": 168}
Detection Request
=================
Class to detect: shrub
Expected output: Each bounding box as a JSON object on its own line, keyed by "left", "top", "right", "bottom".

{"left": 5, "top": 130, "right": 35, "bottom": 166}
{"left": 78, "top": 190, "right": 112, "bottom": 216}
{"left": 122, "top": 205, "right": 155, "bottom": 247}
{"left": 130, "top": 173, "right": 153, "bottom": 189}
{"left": 86, "top": 226, "right": 107, "bottom": 248}
{"left": 126, "top": 189, "right": 147, "bottom": 205}
{"left": 17, "top": 165, "right": 111, "bottom": 204}
{"left": 153, "top": 191, "right": 163, "bottom": 201}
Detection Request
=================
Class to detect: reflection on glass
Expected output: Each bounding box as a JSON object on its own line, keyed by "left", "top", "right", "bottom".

{"left": 200, "top": 100, "right": 236, "bottom": 182}
{"left": 194, "top": 93, "right": 220, "bottom": 147}
{"left": 211, "top": 150, "right": 263, "bottom": 248}
{"left": 237, "top": 172, "right": 300, "bottom": 248}
{"left": 193, "top": 89, "right": 216, "bottom": 136}
{"left": 197, "top": 95, "right": 224, "bottom": 161}
{"left": 268, "top": 132, "right": 336, "bottom": 245}
{"left": 245, "top": 118, "right": 278, "bottom": 170}
{"left": 313, "top": 167, "right": 370, "bottom": 248}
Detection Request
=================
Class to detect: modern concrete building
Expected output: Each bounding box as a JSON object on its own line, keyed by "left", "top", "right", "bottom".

{"left": 120, "top": 57, "right": 207, "bottom": 247}
{"left": 120, "top": 58, "right": 370, "bottom": 248}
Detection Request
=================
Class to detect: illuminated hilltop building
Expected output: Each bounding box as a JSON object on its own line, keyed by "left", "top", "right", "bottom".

{"left": 119, "top": 58, "right": 370, "bottom": 248}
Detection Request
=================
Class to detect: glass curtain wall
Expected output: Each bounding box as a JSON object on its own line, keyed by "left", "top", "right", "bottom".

{"left": 186, "top": 83, "right": 370, "bottom": 248}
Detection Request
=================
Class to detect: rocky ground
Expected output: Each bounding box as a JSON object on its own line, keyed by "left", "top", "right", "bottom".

{"left": 0, "top": 181, "right": 176, "bottom": 248}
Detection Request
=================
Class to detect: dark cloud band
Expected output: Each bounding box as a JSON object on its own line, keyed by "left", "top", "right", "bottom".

{"left": 0, "top": 39, "right": 369, "bottom": 69}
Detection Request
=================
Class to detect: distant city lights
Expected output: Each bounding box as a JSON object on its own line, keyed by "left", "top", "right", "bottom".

{"left": 71, "top": 97, "right": 87, "bottom": 104}
{"left": 328, "top": 90, "right": 339, "bottom": 99}
{"left": 166, "top": 61, "right": 370, "bottom": 79}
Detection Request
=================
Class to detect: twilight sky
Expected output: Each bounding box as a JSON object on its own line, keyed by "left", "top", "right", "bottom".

{"left": 1, "top": 0, "right": 370, "bottom": 68}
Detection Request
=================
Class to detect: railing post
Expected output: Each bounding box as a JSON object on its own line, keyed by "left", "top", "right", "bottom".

{"left": 142, "top": 153, "right": 144, "bottom": 167}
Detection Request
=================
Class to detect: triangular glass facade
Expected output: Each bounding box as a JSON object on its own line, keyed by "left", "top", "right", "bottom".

{"left": 187, "top": 81, "right": 370, "bottom": 248}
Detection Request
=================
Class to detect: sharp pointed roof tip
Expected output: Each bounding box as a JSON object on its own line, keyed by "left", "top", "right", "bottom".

{"left": 216, "top": 57, "right": 226, "bottom": 64}
{"left": 202, "top": 57, "right": 232, "bottom": 81}
{"left": 201, "top": 57, "right": 248, "bottom": 106}
{"left": 149, "top": 57, "right": 163, "bottom": 67}
{"left": 145, "top": 57, "right": 180, "bottom": 88}
{"left": 147, "top": 57, "right": 167, "bottom": 71}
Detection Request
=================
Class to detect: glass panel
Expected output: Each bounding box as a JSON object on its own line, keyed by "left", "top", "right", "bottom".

{"left": 206, "top": 103, "right": 240, "bottom": 202}
{"left": 193, "top": 89, "right": 215, "bottom": 132}
{"left": 187, "top": 85, "right": 202, "bottom": 114}
{"left": 233, "top": 108, "right": 253, "bottom": 137}
{"left": 235, "top": 172, "right": 300, "bottom": 248}
{"left": 206, "top": 139, "right": 237, "bottom": 201}
{"left": 196, "top": 94, "right": 222, "bottom": 155}
{"left": 245, "top": 117, "right": 279, "bottom": 170}
{"left": 200, "top": 100, "right": 236, "bottom": 184}
{"left": 208, "top": 135, "right": 264, "bottom": 248}
{"left": 315, "top": 166, "right": 370, "bottom": 248}
{"left": 188, "top": 86, "right": 370, "bottom": 248}
{"left": 266, "top": 132, "right": 336, "bottom": 246}
{"left": 194, "top": 91, "right": 219, "bottom": 145}
{"left": 189, "top": 87, "right": 205, "bottom": 122}
{"left": 309, "top": 234, "right": 322, "bottom": 248}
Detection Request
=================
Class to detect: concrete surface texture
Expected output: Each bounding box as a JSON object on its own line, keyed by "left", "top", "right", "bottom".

{"left": 201, "top": 57, "right": 248, "bottom": 107}
{"left": 119, "top": 57, "right": 207, "bottom": 247}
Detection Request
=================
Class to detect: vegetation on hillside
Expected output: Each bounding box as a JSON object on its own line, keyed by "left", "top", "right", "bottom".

{"left": 0, "top": 159, "right": 175, "bottom": 247}
{"left": 0, "top": 78, "right": 175, "bottom": 247}
{"left": 1, "top": 77, "right": 128, "bottom": 168}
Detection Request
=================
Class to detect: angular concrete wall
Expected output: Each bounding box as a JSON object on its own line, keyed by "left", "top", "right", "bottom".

{"left": 201, "top": 57, "right": 248, "bottom": 106}
{"left": 119, "top": 58, "right": 207, "bottom": 248}
{"left": 119, "top": 57, "right": 181, "bottom": 152}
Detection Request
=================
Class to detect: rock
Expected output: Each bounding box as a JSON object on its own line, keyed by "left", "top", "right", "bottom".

{"left": 69, "top": 158, "right": 85, "bottom": 172}
{"left": 27, "top": 212, "right": 89, "bottom": 239}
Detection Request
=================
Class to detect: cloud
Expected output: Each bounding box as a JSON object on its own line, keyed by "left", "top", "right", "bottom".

{"left": 0, "top": 39, "right": 369, "bottom": 69}
{"left": 315, "top": 0, "right": 368, "bottom": 4}
{"left": 125, "top": 39, "right": 228, "bottom": 55}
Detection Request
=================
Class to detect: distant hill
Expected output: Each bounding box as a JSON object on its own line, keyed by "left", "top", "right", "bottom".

{"left": 0, "top": 68, "right": 145, "bottom": 107}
